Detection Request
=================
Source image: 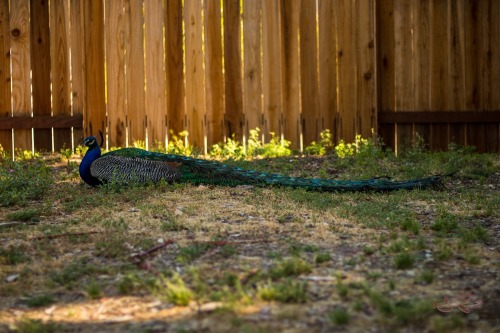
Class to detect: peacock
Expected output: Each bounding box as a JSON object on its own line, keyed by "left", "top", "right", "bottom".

{"left": 79, "top": 135, "right": 444, "bottom": 191}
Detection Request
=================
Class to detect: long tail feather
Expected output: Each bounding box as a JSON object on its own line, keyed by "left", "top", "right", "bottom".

{"left": 104, "top": 148, "right": 445, "bottom": 191}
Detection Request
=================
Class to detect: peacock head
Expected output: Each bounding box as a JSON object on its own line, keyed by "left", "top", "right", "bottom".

{"left": 81, "top": 136, "right": 99, "bottom": 149}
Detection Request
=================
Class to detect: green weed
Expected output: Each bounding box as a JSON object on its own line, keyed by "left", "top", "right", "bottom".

{"left": 0, "top": 246, "right": 30, "bottom": 265}
{"left": 177, "top": 244, "right": 209, "bottom": 263}
{"left": 270, "top": 257, "right": 312, "bottom": 278}
{"left": 393, "top": 252, "right": 415, "bottom": 269}
{"left": 12, "top": 319, "right": 59, "bottom": 333}
{"left": 153, "top": 273, "right": 193, "bottom": 306}
{"left": 329, "top": 307, "right": 350, "bottom": 325}
{"left": 6, "top": 209, "right": 41, "bottom": 222}
{"left": 25, "top": 294, "right": 55, "bottom": 308}
{"left": 257, "top": 279, "right": 307, "bottom": 303}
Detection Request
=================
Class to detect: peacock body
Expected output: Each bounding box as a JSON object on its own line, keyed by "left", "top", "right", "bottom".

{"left": 79, "top": 136, "right": 443, "bottom": 191}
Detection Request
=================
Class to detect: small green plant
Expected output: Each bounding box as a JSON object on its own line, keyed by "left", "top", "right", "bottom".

{"left": 247, "top": 128, "right": 291, "bottom": 158}
{"left": 305, "top": 129, "right": 334, "bottom": 155}
{"left": 166, "top": 130, "right": 195, "bottom": 156}
{"left": 400, "top": 217, "right": 420, "bottom": 235}
{"left": 0, "top": 246, "right": 30, "bottom": 265}
{"left": 25, "top": 294, "right": 55, "bottom": 308}
{"left": 153, "top": 273, "right": 193, "bottom": 306}
{"left": 314, "top": 252, "right": 331, "bottom": 264}
{"left": 85, "top": 281, "right": 102, "bottom": 299}
{"left": 393, "top": 252, "right": 415, "bottom": 269}
{"left": 257, "top": 279, "right": 307, "bottom": 303}
{"left": 435, "top": 241, "right": 453, "bottom": 261}
{"left": 60, "top": 147, "right": 73, "bottom": 165}
{"left": 12, "top": 318, "right": 59, "bottom": 333}
{"left": 431, "top": 211, "right": 458, "bottom": 235}
{"left": 6, "top": 209, "right": 41, "bottom": 222}
{"left": 329, "top": 307, "right": 350, "bottom": 325}
{"left": 416, "top": 270, "right": 434, "bottom": 284}
{"left": 270, "top": 257, "right": 312, "bottom": 278}
{"left": 176, "top": 244, "right": 209, "bottom": 263}
{"left": 459, "top": 225, "right": 489, "bottom": 243}
{"left": 0, "top": 157, "right": 53, "bottom": 206}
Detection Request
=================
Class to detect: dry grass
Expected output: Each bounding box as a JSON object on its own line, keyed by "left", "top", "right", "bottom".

{"left": 0, "top": 152, "right": 499, "bottom": 333}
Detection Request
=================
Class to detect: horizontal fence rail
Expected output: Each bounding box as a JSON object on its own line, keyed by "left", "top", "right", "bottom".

{"left": 0, "top": 0, "right": 499, "bottom": 155}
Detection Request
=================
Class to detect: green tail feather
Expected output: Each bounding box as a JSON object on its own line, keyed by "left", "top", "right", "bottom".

{"left": 104, "top": 148, "right": 445, "bottom": 191}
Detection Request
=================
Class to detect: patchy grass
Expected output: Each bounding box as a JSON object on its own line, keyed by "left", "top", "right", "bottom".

{"left": 0, "top": 147, "right": 498, "bottom": 332}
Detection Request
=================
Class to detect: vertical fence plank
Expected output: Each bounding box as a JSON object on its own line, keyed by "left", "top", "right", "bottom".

{"left": 483, "top": 0, "right": 499, "bottom": 152}
{"left": 105, "top": 0, "right": 126, "bottom": 147}
{"left": 280, "top": 0, "right": 300, "bottom": 147}
{"left": 336, "top": 0, "right": 356, "bottom": 142}
{"left": 31, "top": 0, "right": 52, "bottom": 152}
{"left": 10, "top": 0, "right": 31, "bottom": 152}
{"left": 491, "top": 0, "right": 500, "bottom": 151}
{"left": 51, "top": 0, "right": 72, "bottom": 150}
{"left": 243, "top": 0, "right": 262, "bottom": 140}
{"left": 318, "top": 0, "right": 337, "bottom": 143}
{"left": 70, "top": 0, "right": 85, "bottom": 147}
{"left": 448, "top": 0, "right": 466, "bottom": 146}
{"left": 125, "top": 0, "right": 145, "bottom": 144}
{"left": 394, "top": 0, "right": 413, "bottom": 149}
{"left": 0, "top": 0, "right": 11, "bottom": 152}
{"left": 223, "top": 0, "right": 243, "bottom": 141}
{"left": 204, "top": 0, "right": 224, "bottom": 146}
{"left": 262, "top": 0, "right": 281, "bottom": 141}
{"left": 184, "top": 0, "right": 205, "bottom": 149}
{"left": 299, "top": 0, "right": 320, "bottom": 146}
{"left": 412, "top": 0, "right": 431, "bottom": 146}
{"left": 430, "top": 0, "right": 449, "bottom": 151}
{"left": 144, "top": 0, "right": 166, "bottom": 148}
{"left": 84, "top": 0, "right": 106, "bottom": 138}
{"left": 165, "top": 0, "right": 184, "bottom": 139}
{"left": 377, "top": 0, "right": 395, "bottom": 149}
{"left": 356, "top": 0, "right": 376, "bottom": 139}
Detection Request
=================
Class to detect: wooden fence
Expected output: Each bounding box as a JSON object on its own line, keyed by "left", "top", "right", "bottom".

{"left": 0, "top": 0, "right": 499, "bottom": 154}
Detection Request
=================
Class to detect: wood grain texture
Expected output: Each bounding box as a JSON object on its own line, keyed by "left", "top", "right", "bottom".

{"left": 165, "top": 0, "right": 184, "bottom": 140}
{"left": 125, "top": 0, "right": 145, "bottom": 144}
{"left": 356, "top": 0, "right": 376, "bottom": 139}
{"left": 70, "top": 0, "right": 85, "bottom": 146}
{"left": 83, "top": 0, "right": 106, "bottom": 138}
{"left": 299, "top": 0, "right": 320, "bottom": 146}
{"left": 51, "top": 0, "right": 72, "bottom": 150}
{"left": 105, "top": 0, "right": 126, "bottom": 147}
{"left": 336, "top": 0, "right": 356, "bottom": 142}
{"left": 262, "top": 0, "right": 281, "bottom": 141}
{"left": 430, "top": 0, "right": 449, "bottom": 151}
{"left": 394, "top": 0, "right": 413, "bottom": 149}
{"left": 412, "top": 0, "right": 431, "bottom": 145}
{"left": 318, "top": 0, "right": 338, "bottom": 143}
{"left": 0, "top": 0, "right": 12, "bottom": 151}
{"left": 223, "top": 0, "right": 243, "bottom": 141}
{"left": 10, "top": 0, "right": 32, "bottom": 151}
{"left": 204, "top": 0, "right": 224, "bottom": 148}
{"left": 376, "top": 0, "right": 395, "bottom": 149}
{"left": 30, "top": 0, "right": 52, "bottom": 151}
{"left": 184, "top": 0, "right": 206, "bottom": 149}
{"left": 448, "top": 0, "right": 466, "bottom": 146}
{"left": 144, "top": 0, "right": 166, "bottom": 148}
{"left": 0, "top": 115, "right": 83, "bottom": 129}
{"left": 243, "top": 0, "right": 262, "bottom": 141}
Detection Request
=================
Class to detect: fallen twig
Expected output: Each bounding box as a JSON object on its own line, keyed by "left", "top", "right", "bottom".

{"left": 130, "top": 239, "right": 175, "bottom": 259}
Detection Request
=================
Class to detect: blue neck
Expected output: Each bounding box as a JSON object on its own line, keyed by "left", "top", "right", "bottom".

{"left": 79, "top": 145, "right": 102, "bottom": 186}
